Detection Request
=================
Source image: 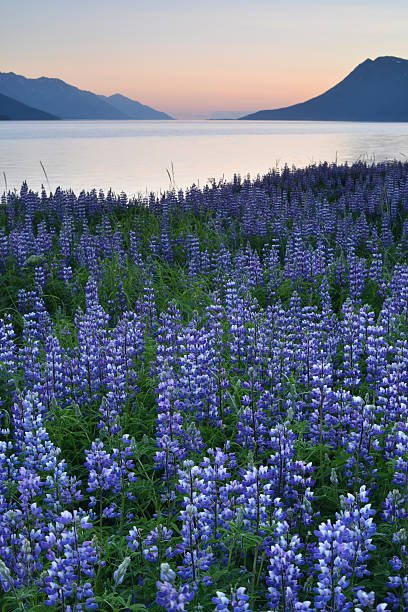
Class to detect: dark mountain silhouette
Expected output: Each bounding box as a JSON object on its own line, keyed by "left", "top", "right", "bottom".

{"left": 0, "top": 91, "right": 58, "bottom": 120}
{"left": 99, "top": 93, "right": 173, "bottom": 119}
{"left": 0, "top": 72, "right": 173, "bottom": 120}
{"left": 242, "top": 56, "right": 408, "bottom": 121}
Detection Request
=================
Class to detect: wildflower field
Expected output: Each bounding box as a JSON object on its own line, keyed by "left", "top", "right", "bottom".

{"left": 1, "top": 161, "right": 408, "bottom": 611}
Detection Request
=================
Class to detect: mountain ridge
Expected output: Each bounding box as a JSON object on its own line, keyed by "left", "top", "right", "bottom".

{"left": 241, "top": 56, "right": 408, "bottom": 121}
{"left": 0, "top": 91, "right": 58, "bottom": 120}
{"left": 98, "top": 93, "right": 173, "bottom": 120}
{"left": 0, "top": 71, "right": 173, "bottom": 120}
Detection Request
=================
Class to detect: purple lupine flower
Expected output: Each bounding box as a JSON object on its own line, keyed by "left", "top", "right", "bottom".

{"left": 85, "top": 435, "right": 136, "bottom": 519}
{"left": 156, "top": 580, "right": 195, "bottom": 611}
{"left": 385, "top": 529, "right": 408, "bottom": 610}
{"left": 265, "top": 508, "right": 305, "bottom": 611}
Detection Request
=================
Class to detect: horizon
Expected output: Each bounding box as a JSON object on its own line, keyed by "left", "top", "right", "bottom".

{"left": 2, "top": 0, "right": 408, "bottom": 119}
{"left": 1, "top": 55, "right": 406, "bottom": 121}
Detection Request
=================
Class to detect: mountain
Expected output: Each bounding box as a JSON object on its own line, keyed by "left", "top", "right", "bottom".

{"left": 0, "top": 72, "right": 173, "bottom": 120}
{"left": 0, "top": 72, "right": 126, "bottom": 119}
{"left": 99, "top": 93, "right": 173, "bottom": 119}
{"left": 0, "top": 91, "right": 58, "bottom": 120}
{"left": 241, "top": 56, "right": 408, "bottom": 122}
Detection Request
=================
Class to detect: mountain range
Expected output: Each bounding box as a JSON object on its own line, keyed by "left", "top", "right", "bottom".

{"left": 0, "top": 72, "right": 173, "bottom": 120}
{"left": 2, "top": 57, "right": 408, "bottom": 122}
{"left": 242, "top": 56, "right": 408, "bottom": 121}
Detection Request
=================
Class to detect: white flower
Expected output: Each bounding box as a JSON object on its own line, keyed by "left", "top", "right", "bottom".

{"left": 113, "top": 556, "right": 131, "bottom": 586}
{"left": 160, "top": 562, "right": 176, "bottom": 583}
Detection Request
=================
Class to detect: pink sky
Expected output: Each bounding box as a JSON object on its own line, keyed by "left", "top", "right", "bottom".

{"left": 2, "top": 0, "right": 408, "bottom": 118}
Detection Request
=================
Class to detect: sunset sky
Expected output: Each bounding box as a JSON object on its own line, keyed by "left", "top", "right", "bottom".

{"left": 2, "top": 0, "right": 408, "bottom": 118}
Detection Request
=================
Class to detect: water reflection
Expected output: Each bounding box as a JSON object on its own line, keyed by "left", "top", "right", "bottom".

{"left": 1, "top": 120, "right": 408, "bottom": 195}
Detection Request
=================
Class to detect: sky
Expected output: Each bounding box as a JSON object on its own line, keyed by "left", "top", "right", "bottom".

{"left": 2, "top": 0, "right": 408, "bottom": 118}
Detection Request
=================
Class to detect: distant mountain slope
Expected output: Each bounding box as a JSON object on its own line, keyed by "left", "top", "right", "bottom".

{"left": 242, "top": 56, "right": 408, "bottom": 121}
{"left": 99, "top": 93, "right": 173, "bottom": 119}
{"left": 0, "top": 72, "right": 172, "bottom": 120}
{"left": 0, "top": 91, "right": 58, "bottom": 120}
{"left": 0, "top": 72, "right": 127, "bottom": 119}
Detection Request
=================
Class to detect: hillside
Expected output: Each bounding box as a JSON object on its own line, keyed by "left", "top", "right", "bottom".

{"left": 0, "top": 72, "right": 173, "bottom": 120}
{"left": 99, "top": 93, "right": 173, "bottom": 119}
{"left": 0, "top": 91, "right": 58, "bottom": 120}
{"left": 242, "top": 56, "right": 408, "bottom": 121}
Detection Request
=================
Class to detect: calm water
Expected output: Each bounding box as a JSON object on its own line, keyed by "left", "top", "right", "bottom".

{"left": 1, "top": 120, "right": 408, "bottom": 195}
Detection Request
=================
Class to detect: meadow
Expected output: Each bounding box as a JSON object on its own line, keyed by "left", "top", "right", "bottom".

{"left": 0, "top": 161, "right": 408, "bottom": 611}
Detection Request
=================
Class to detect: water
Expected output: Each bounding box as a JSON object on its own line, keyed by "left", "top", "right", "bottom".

{"left": 1, "top": 120, "right": 408, "bottom": 196}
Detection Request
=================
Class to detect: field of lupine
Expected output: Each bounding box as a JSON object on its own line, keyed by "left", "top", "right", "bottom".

{"left": 1, "top": 161, "right": 408, "bottom": 611}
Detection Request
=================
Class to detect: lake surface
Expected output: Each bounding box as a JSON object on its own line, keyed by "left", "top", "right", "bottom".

{"left": 1, "top": 120, "right": 408, "bottom": 196}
